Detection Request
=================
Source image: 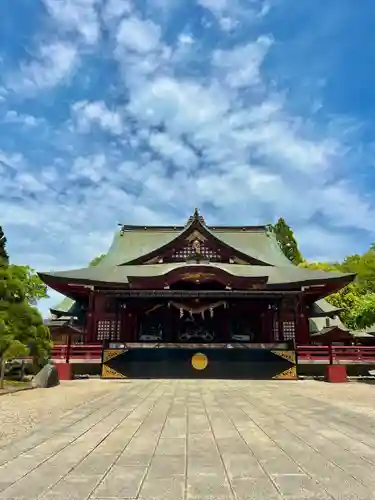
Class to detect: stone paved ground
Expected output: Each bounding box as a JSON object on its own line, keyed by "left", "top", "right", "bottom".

{"left": 1, "top": 379, "right": 375, "bottom": 499}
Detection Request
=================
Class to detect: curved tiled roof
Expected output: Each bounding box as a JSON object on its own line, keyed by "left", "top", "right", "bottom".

{"left": 41, "top": 262, "right": 354, "bottom": 288}
{"left": 47, "top": 214, "right": 354, "bottom": 319}
{"left": 94, "top": 224, "right": 294, "bottom": 268}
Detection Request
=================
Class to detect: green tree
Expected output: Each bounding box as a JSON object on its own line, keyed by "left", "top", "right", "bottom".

{"left": 10, "top": 265, "right": 48, "bottom": 305}
{"left": 299, "top": 261, "right": 365, "bottom": 328}
{"left": 325, "top": 283, "right": 365, "bottom": 329}
{"left": 339, "top": 254, "right": 362, "bottom": 274}
{"left": 352, "top": 293, "right": 375, "bottom": 329}
{"left": 0, "top": 265, "right": 51, "bottom": 388}
{"left": 353, "top": 249, "right": 375, "bottom": 293}
{"left": 0, "top": 226, "right": 9, "bottom": 266}
{"left": 89, "top": 254, "right": 106, "bottom": 267}
{"left": 299, "top": 261, "right": 340, "bottom": 272}
{"left": 269, "top": 218, "right": 303, "bottom": 265}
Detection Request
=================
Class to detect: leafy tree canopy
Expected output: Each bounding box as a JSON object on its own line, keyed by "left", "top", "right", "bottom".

{"left": 269, "top": 217, "right": 303, "bottom": 265}
{"left": 10, "top": 265, "right": 48, "bottom": 305}
{"left": 268, "top": 218, "right": 375, "bottom": 330}
{"left": 299, "top": 248, "right": 375, "bottom": 329}
{"left": 0, "top": 234, "right": 51, "bottom": 386}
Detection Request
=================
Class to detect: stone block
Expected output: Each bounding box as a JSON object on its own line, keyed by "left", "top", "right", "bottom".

{"left": 31, "top": 364, "right": 59, "bottom": 389}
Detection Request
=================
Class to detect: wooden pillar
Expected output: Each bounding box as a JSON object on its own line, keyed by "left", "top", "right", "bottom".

{"left": 277, "top": 299, "right": 284, "bottom": 342}
{"left": 86, "top": 288, "right": 96, "bottom": 343}
{"left": 121, "top": 302, "right": 137, "bottom": 342}
{"left": 220, "top": 302, "right": 229, "bottom": 342}
{"left": 65, "top": 332, "right": 72, "bottom": 363}
{"left": 260, "top": 307, "right": 266, "bottom": 343}
{"left": 120, "top": 303, "right": 126, "bottom": 342}
{"left": 115, "top": 299, "right": 120, "bottom": 341}
{"left": 262, "top": 302, "right": 273, "bottom": 343}
{"left": 295, "top": 293, "right": 310, "bottom": 345}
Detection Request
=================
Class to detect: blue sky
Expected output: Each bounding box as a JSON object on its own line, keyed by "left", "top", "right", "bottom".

{"left": 1, "top": 0, "right": 375, "bottom": 317}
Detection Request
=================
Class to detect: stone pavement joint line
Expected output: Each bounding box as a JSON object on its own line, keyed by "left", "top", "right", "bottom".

{"left": 1, "top": 379, "right": 375, "bottom": 499}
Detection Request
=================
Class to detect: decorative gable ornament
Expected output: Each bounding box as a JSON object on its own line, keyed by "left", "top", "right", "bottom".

{"left": 192, "top": 239, "right": 201, "bottom": 256}
{"left": 186, "top": 207, "right": 205, "bottom": 226}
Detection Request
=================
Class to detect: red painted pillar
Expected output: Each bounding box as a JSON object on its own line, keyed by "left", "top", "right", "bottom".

{"left": 295, "top": 296, "right": 310, "bottom": 345}
{"left": 263, "top": 306, "right": 273, "bottom": 343}
{"left": 278, "top": 300, "right": 284, "bottom": 342}
{"left": 56, "top": 330, "right": 73, "bottom": 380}
{"left": 121, "top": 306, "right": 137, "bottom": 342}
{"left": 325, "top": 365, "right": 348, "bottom": 383}
{"left": 86, "top": 289, "right": 96, "bottom": 343}
{"left": 56, "top": 363, "right": 73, "bottom": 380}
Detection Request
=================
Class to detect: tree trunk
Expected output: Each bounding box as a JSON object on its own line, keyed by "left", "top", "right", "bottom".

{"left": 0, "top": 355, "right": 5, "bottom": 390}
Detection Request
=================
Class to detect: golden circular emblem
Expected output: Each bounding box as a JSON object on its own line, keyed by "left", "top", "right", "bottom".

{"left": 191, "top": 352, "right": 208, "bottom": 370}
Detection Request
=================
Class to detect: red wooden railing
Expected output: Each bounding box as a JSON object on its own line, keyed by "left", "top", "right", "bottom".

{"left": 297, "top": 345, "right": 375, "bottom": 363}
{"left": 46, "top": 344, "right": 375, "bottom": 364}
{"left": 51, "top": 344, "right": 102, "bottom": 362}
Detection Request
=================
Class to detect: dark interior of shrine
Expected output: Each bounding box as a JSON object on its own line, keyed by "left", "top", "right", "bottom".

{"left": 136, "top": 300, "right": 264, "bottom": 344}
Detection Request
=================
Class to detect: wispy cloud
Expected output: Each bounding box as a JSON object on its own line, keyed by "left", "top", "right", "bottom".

{"left": 102, "top": 0, "right": 133, "bottom": 22}
{"left": 116, "top": 17, "right": 161, "bottom": 53}
{"left": 212, "top": 36, "right": 273, "bottom": 88}
{"left": 71, "top": 101, "right": 124, "bottom": 135}
{"left": 7, "top": 42, "right": 78, "bottom": 92}
{"left": 198, "top": 0, "right": 270, "bottom": 31}
{"left": 0, "top": 0, "right": 374, "bottom": 317}
{"left": 4, "top": 111, "right": 41, "bottom": 127}
{"left": 42, "top": 0, "right": 101, "bottom": 44}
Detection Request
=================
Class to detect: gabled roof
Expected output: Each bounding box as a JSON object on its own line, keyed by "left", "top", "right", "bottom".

{"left": 40, "top": 262, "right": 354, "bottom": 288}
{"left": 98, "top": 210, "right": 293, "bottom": 267}
{"left": 50, "top": 296, "right": 77, "bottom": 317}
{"left": 310, "top": 325, "right": 349, "bottom": 337}
{"left": 311, "top": 299, "right": 343, "bottom": 317}
{"left": 309, "top": 315, "right": 349, "bottom": 333}
{"left": 44, "top": 210, "right": 356, "bottom": 315}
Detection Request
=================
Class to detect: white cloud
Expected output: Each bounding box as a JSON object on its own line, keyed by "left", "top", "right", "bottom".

{"left": 296, "top": 225, "right": 363, "bottom": 262}
{"left": 198, "top": 0, "right": 270, "bottom": 31}
{"left": 10, "top": 42, "right": 78, "bottom": 91}
{"left": 148, "top": 132, "right": 199, "bottom": 170}
{"left": 71, "top": 100, "right": 124, "bottom": 135}
{"left": 102, "top": 0, "right": 132, "bottom": 22}
{"left": 116, "top": 16, "right": 161, "bottom": 53}
{"left": 317, "top": 182, "right": 375, "bottom": 233}
{"left": 212, "top": 36, "right": 273, "bottom": 88}
{"left": 2, "top": 0, "right": 374, "bottom": 321}
{"left": 0, "top": 151, "right": 25, "bottom": 171}
{"left": 128, "top": 76, "right": 230, "bottom": 134}
{"left": 246, "top": 119, "right": 343, "bottom": 174}
{"left": 4, "top": 110, "right": 40, "bottom": 127}
{"left": 43, "top": 0, "right": 101, "bottom": 44}
{"left": 178, "top": 33, "right": 194, "bottom": 45}
{"left": 69, "top": 154, "right": 108, "bottom": 182}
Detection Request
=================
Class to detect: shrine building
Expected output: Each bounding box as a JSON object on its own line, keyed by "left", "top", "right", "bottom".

{"left": 39, "top": 209, "right": 355, "bottom": 379}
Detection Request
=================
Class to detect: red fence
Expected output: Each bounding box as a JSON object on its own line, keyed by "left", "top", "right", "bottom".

{"left": 49, "top": 344, "right": 375, "bottom": 364}
{"left": 51, "top": 344, "right": 102, "bottom": 362}
{"left": 297, "top": 345, "right": 375, "bottom": 363}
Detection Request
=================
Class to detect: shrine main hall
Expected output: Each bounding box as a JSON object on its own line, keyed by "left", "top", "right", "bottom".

{"left": 39, "top": 209, "right": 354, "bottom": 379}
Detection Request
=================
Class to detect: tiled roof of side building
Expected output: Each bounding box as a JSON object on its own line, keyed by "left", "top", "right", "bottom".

{"left": 311, "top": 299, "right": 343, "bottom": 317}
